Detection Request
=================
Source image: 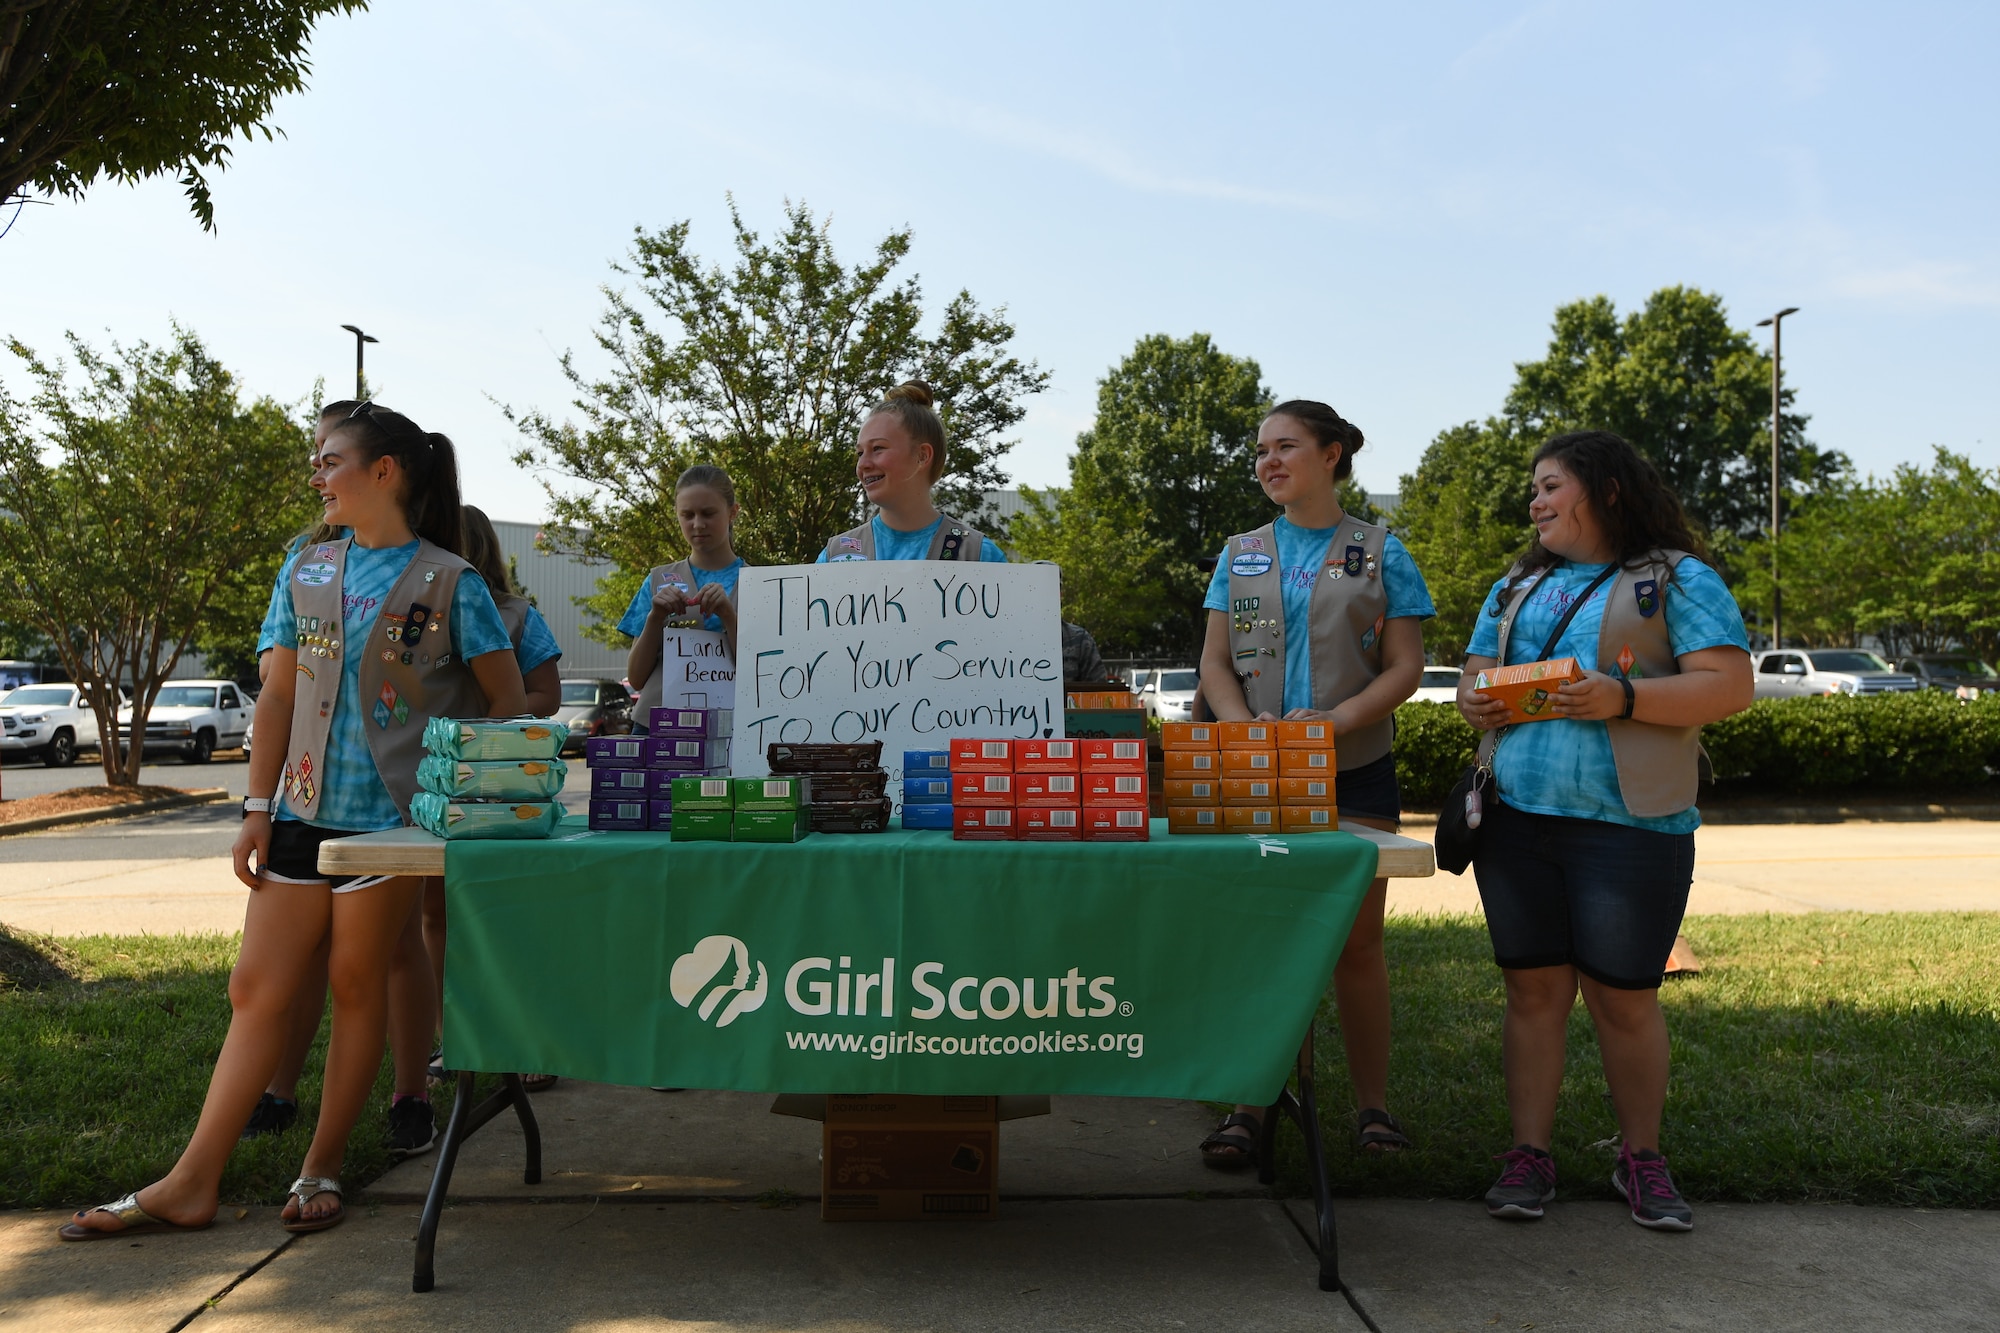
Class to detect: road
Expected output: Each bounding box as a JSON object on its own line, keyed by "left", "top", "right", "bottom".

{"left": 0, "top": 750, "right": 255, "bottom": 800}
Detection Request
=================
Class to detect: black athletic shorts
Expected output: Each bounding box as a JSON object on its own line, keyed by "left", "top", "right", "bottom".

{"left": 1336, "top": 751, "right": 1402, "bottom": 824}
{"left": 261, "top": 819, "right": 390, "bottom": 892}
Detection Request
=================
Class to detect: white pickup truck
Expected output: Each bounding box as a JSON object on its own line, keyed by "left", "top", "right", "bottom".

{"left": 1752, "top": 649, "right": 1925, "bottom": 700}
{"left": 0, "top": 681, "right": 118, "bottom": 767}
{"left": 118, "top": 680, "right": 254, "bottom": 764}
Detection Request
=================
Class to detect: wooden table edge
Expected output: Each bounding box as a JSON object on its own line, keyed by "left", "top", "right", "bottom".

{"left": 318, "top": 822, "right": 1437, "bottom": 879}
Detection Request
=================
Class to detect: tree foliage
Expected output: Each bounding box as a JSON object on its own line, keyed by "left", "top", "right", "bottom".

{"left": 0, "top": 328, "right": 313, "bottom": 783}
{"left": 0, "top": 0, "right": 366, "bottom": 230}
{"left": 507, "top": 199, "right": 1048, "bottom": 644}
{"left": 1396, "top": 286, "right": 1848, "bottom": 660}
{"left": 1013, "top": 334, "right": 1275, "bottom": 657}
{"left": 1734, "top": 450, "right": 2000, "bottom": 661}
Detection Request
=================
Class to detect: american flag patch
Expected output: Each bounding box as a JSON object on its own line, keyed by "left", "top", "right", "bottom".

{"left": 1240, "top": 536, "right": 1265, "bottom": 552}
{"left": 839, "top": 536, "right": 862, "bottom": 550}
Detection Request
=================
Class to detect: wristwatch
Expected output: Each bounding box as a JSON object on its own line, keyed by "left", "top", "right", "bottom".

{"left": 1618, "top": 677, "right": 1637, "bottom": 720}
{"left": 242, "top": 797, "right": 274, "bottom": 817}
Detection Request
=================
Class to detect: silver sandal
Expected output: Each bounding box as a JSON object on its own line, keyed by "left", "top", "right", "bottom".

{"left": 58, "top": 1191, "right": 212, "bottom": 1241}
{"left": 282, "top": 1175, "right": 345, "bottom": 1233}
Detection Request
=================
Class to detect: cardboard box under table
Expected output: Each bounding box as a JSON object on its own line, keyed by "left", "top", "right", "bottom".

{"left": 321, "top": 817, "right": 1436, "bottom": 1292}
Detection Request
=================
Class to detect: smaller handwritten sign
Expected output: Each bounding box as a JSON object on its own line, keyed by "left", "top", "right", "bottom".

{"left": 660, "top": 627, "right": 735, "bottom": 711}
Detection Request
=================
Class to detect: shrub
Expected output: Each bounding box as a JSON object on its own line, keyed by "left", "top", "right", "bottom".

{"left": 1393, "top": 692, "right": 2000, "bottom": 807}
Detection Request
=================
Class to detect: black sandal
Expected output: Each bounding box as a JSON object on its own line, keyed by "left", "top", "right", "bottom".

{"left": 1199, "top": 1112, "right": 1263, "bottom": 1169}
{"left": 1357, "top": 1108, "right": 1412, "bottom": 1153}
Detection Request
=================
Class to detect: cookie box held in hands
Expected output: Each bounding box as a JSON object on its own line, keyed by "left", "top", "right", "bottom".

{"left": 1470, "top": 657, "right": 1584, "bottom": 724}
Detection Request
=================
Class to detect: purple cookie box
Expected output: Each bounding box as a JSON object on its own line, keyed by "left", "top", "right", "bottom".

{"left": 584, "top": 736, "right": 648, "bottom": 769}
{"left": 648, "top": 707, "right": 718, "bottom": 738}
{"left": 649, "top": 800, "right": 676, "bottom": 829}
{"left": 588, "top": 798, "right": 650, "bottom": 831}
{"left": 644, "top": 736, "right": 729, "bottom": 771}
{"left": 591, "top": 767, "right": 654, "bottom": 795}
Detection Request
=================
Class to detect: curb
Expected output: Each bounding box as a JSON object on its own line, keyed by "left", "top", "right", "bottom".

{"left": 0, "top": 787, "right": 230, "bottom": 837}
{"left": 1395, "top": 805, "right": 2000, "bottom": 827}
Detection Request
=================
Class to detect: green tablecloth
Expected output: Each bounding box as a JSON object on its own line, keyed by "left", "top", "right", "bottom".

{"left": 444, "top": 816, "right": 1377, "bottom": 1105}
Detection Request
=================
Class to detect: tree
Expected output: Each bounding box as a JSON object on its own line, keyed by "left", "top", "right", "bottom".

{"left": 1012, "top": 334, "right": 1274, "bottom": 657}
{"left": 1397, "top": 287, "right": 1850, "bottom": 658}
{"left": 507, "top": 199, "right": 1048, "bottom": 643}
{"left": 1736, "top": 450, "right": 2000, "bottom": 660}
{"left": 0, "top": 1, "right": 366, "bottom": 231}
{"left": 0, "top": 328, "right": 313, "bottom": 784}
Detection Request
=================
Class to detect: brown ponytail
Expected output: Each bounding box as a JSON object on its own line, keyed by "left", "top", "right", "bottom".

{"left": 868, "top": 380, "right": 948, "bottom": 483}
{"left": 326, "top": 403, "right": 466, "bottom": 556}
{"left": 1268, "top": 400, "right": 1365, "bottom": 481}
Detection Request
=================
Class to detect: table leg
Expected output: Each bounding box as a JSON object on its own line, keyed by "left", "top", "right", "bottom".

{"left": 413, "top": 1071, "right": 548, "bottom": 1292}
{"left": 1261, "top": 1029, "right": 1342, "bottom": 1292}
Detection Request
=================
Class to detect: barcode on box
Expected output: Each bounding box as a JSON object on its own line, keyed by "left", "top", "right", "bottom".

{"left": 1113, "top": 776, "right": 1142, "bottom": 793}
{"left": 612, "top": 741, "right": 641, "bottom": 758}
{"left": 983, "top": 810, "right": 1014, "bottom": 827}
{"left": 1250, "top": 753, "right": 1272, "bottom": 769}
{"left": 617, "top": 803, "right": 643, "bottom": 819}
{"left": 1249, "top": 810, "right": 1273, "bottom": 825}
{"left": 1048, "top": 740, "right": 1076, "bottom": 757}
{"left": 1112, "top": 742, "right": 1141, "bottom": 759}
{"left": 761, "top": 780, "right": 788, "bottom": 798}
{"left": 982, "top": 776, "right": 1012, "bottom": 792}
{"left": 1050, "top": 809, "right": 1077, "bottom": 827}
{"left": 981, "top": 741, "right": 1009, "bottom": 758}
{"left": 1047, "top": 775, "right": 1077, "bottom": 793}
{"left": 1115, "top": 809, "right": 1145, "bottom": 827}
{"left": 1192, "top": 809, "right": 1219, "bottom": 825}
{"left": 1249, "top": 781, "right": 1271, "bottom": 797}
{"left": 700, "top": 779, "right": 729, "bottom": 797}
{"left": 1304, "top": 780, "right": 1329, "bottom": 797}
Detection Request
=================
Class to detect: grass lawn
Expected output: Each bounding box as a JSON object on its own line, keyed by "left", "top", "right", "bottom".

{"left": 1287, "top": 913, "right": 2000, "bottom": 1207}
{"left": 4, "top": 916, "right": 1997, "bottom": 1211}
{"left": 0, "top": 930, "right": 447, "bottom": 1212}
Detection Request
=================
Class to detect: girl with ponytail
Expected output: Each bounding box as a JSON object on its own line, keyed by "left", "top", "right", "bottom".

{"left": 817, "top": 381, "right": 1007, "bottom": 564}
{"left": 62, "top": 403, "right": 528, "bottom": 1242}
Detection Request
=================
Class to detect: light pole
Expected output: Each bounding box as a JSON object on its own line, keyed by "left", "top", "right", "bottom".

{"left": 1754, "top": 306, "right": 1799, "bottom": 649}
{"left": 339, "top": 324, "right": 378, "bottom": 401}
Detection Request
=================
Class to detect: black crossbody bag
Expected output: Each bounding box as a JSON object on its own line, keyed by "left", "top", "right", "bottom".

{"left": 1433, "top": 562, "right": 1619, "bottom": 874}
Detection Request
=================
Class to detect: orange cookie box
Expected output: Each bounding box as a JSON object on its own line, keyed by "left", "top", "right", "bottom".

{"left": 1470, "top": 657, "right": 1584, "bottom": 724}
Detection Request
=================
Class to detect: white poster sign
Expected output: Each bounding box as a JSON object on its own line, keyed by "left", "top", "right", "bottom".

{"left": 658, "top": 626, "right": 736, "bottom": 711}
{"left": 732, "top": 562, "right": 1064, "bottom": 794}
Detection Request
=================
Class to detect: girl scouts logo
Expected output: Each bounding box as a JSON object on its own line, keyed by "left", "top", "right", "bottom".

{"left": 671, "top": 935, "right": 768, "bottom": 1029}
{"left": 1634, "top": 580, "right": 1660, "bottom": 618}
{"left": 1230, "top": 552, "right": 1274, "bottom": 577}
{"left": 295, "top": 560, "right": 336, "bottom": 587}
{"left": 1343, "top": 545, "right": 1365, "bottom": 577}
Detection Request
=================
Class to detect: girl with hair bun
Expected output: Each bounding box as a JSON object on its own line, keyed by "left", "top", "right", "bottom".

{"left": 1459, "top": 430, "right": 1752, "bottom": 1232}
{"left": 62, "top": 403, "right": 527, "bottom": 1242}
{"left": 1194, "top": 399, "right": 1436, "bottom": 1168}
{"left": 818, "top": 380, "right": 1007, "bottom": 564}
{"left": 621, "top": 464, "right": 748, "bottom": 727}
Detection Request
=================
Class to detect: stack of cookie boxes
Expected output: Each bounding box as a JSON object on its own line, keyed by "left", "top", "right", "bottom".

{"left": 584, "top": 707, "right": 730, "bottom": 832}
{"left": 411, "top": 718, "right": 570, "bottom": 839}
{"left": 946, "top": 736, "right": 1149, "bottom": 842}
{"left": 1161, "top": 720, "right": 1338, "bottom": 835}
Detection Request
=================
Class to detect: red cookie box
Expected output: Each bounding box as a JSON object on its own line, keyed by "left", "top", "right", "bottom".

{"left": 1079, "top": 738, "right": 1146, "bottom": 772}
{"left": 952, "top": 807, "right": 1016, "bottom": 841}
{"left": 952, "top": 772, "right": 1017, "bottom": 807}
{"left": 1080, "top": 771, "right": 1148, "bottom": 807}
{"left": 1012, "top": 737, "right": 1081, "bottom": 773}
{"left": 949, "top": 737, "right": 1015, "bottom": 774}
{"left": 1016, "top": 772, "right": 1082, "bottom": 807}
{"left": 1082, "top": 806, "right": 1150, "bottom": 841}
{"left": 1018, "top": 806, "right": 1083, "bottom": 840}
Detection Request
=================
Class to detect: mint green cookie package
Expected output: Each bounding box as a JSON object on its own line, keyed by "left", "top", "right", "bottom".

{"left": 416, "top": 755, "right": 568, "bottom": 801}
{"left": 422, "top": 717, "right": 569, "bottom": 762}
{"left": 410, "top": 792, "right": 565, "bottom": 839}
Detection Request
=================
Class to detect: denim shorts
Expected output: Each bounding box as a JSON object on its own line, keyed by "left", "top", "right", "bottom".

{"left": 1471, "top": 798, "right": 1694, "bottom": 989}
{"left": 1336, "top": 751, "right": 1402, "bottom": 824}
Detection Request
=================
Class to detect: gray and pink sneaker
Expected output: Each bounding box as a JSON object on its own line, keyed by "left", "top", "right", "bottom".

{"left": 1612, "top": 1144, "right": 1694, "bottom": 1231}
{"left": 1484, "top": 1145, "right": 1557, "bottom": 1220}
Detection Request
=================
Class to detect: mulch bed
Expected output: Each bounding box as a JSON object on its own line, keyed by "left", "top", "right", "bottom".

{"left": 0, "top": 785, "right": 198, "bottom": 825}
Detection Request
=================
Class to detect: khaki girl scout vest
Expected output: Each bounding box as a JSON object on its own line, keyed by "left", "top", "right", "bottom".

{"left": 495, "top": 591, "right": 529, "bottom": 648}
{"left": 1224, "top": 516, "right": 1394, "bottom": 771}
{"left": 633, "top": 559, "right": 697, "bottom": 721}
{"left": 283, "top": 538, "right": 487, "bottom": 823}
{"left": 823, "top": 514, "right": 986, "bottom": 562}
{"left": 1485, "top": 549, "right": 1705, "bottom": 819}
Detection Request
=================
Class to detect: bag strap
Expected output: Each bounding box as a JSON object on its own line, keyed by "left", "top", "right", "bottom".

{"left": 1476, "top": 560, "right": 1622, "bottom": 768}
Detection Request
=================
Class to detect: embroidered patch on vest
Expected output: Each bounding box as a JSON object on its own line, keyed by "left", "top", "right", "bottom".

{"left": 828, "top": 553, "right": 866, "bottom": 562}
{"left": 407, "top": 604, "right": 432, "bottom": 631}
{"left": 314, "top": 545, "right": 336, "bottom": 560}
{"left": 1231, "top": 553, "right": 1273, "bottom": 576}
{"left": 1239, "top": 535, "right": 1266, "bottom": 552}
{"left": 294, "top": 561, "right": 336, "bottom": 587}
{"left": 374, "top": 683, "right": 408, "bottom": 729}
{"left": 296, "top": 663, "right": 314, "bottom": 681}
{"left": 1634, "top": 580, "right": 1660, "bottom": 617}
{"left": 1361, "top": 614, "right": 1386, "bottom": 651}
{"left": 1343, "top": 545, "right": 1365, "bottom": 577}
{"left": 838, "top": 536, "right": 862, "bottom": 550}
{"left": 1617, "top": 644, "right": 1636, "bottom": 677}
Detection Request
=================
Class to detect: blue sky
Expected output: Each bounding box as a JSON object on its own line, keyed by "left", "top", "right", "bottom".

{"left": 4, "top": 2, "right": 1995, "bottom": 524}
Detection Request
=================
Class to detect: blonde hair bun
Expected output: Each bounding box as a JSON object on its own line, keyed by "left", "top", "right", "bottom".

{"left": 884, "top": 379, "right": 934, "bottom": 408}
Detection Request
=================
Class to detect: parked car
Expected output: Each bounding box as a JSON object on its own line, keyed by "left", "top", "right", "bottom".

{"left": 1412, "top": 665, "right": 1462, "bottom": 704}
{"left": 117, "top": 680, "right": 254, "bottom": 763}
{"left": 556, "top": 678, "right": 636, "bottom": 752}
{"left": 0, "top": 681, "right": 116, "bottom": 767}
{"left": 1895, "top": 653, "right": 1999, "bottom": 700}
{"left": 1140, "top": 668, "right": 1200, "bottom": 721}
{"left": 1752, "top": 649, "right": 1924, "bottom": 700}
{"left": 0, "top": 660, "right": 59, "bottom": 692}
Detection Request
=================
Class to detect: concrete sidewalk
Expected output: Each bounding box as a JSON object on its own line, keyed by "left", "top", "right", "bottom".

{"left": 5, "top": 1089, "right": 1996, "bottom": 1330}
